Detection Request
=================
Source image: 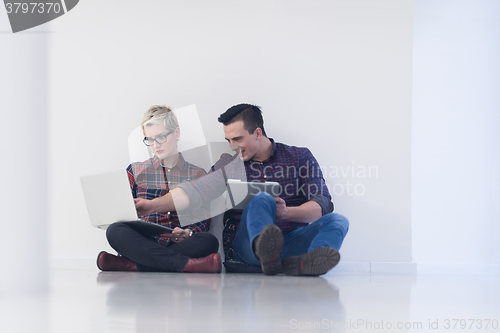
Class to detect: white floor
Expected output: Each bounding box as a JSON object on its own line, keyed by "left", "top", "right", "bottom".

{"left": 1, "top": 269, "right": 499, "bottom": 333}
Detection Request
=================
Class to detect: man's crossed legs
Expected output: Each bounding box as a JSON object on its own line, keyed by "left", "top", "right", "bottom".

{"left": 232, "top": 192, "right": 349, "bottom": 276}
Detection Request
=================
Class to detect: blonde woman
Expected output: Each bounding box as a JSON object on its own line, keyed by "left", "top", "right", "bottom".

{"left": 97, "top": 105, "right": 220, "bottom": 273}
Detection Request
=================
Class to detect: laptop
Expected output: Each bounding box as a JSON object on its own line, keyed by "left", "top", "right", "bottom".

{"left": 80, "top": 169, "right": 174, "bottom": 235}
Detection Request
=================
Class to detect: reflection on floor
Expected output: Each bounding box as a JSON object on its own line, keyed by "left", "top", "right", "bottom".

{"left": 1, "top": 270, "right": 499, "bottom": 332}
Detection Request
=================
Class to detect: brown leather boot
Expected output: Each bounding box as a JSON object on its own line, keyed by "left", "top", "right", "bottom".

{"left": 254, "top": 224, "right": 284, "bottom": 275}
{"left": 283, "top": 247, "right": 340, "bottom": 276}
{"left": 97, "top": 251, "right": 138, "bottom": 272}
{"left": 183, "top": 253, "right": 221, "bottom": 273}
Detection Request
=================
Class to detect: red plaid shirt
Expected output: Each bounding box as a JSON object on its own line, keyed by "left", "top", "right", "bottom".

{"left": 127, "top": 153, "right": 211, "bottom": 246}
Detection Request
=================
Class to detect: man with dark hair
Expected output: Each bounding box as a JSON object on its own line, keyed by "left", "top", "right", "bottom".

{"left": 217, "top": 103, "right": 268, "bottom": 137}
{"left": 135, "top": 103, "right": 349, "bottom": 276}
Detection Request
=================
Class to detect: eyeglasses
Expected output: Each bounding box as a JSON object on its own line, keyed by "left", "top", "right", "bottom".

{"left": 143, "top": 131, "right": 173, "bottom": 146}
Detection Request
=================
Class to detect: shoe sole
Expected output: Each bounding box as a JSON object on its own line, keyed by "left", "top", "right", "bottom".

{"left": 254, "top": 224, "right": 284, "bottom": 275}
{"left": 283, "top": 247, "right": 340, "bottom": 276}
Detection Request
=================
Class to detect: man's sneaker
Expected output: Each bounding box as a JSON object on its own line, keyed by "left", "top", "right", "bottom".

{"left": 254, "top": 224, "right": 284, "bottom": 275}
{"left": 283, "top": 247, "right": 340, "bottom": 276}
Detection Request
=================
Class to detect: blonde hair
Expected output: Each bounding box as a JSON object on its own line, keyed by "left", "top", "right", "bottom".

{"left": 141, "top": 105, "right": 179, "bottom": 130}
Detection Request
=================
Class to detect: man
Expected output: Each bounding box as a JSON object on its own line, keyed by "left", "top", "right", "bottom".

{"left": 135, "top": 104, "right": 349, "bottom": 276}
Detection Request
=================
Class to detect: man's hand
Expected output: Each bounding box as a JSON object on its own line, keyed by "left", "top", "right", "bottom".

{"left": 162, "top": 227, "right": 191, "bottom": 243}
{"left": 134, "top": 198, "right": 156, "bottom": 216}
{"left": 274, "top": 198, "right": 322, "bottom": 223}
{"left": 275, "top": 197, "right": 289, "bottom": 220}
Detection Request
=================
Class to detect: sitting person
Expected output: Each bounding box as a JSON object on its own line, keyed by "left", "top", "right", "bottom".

{"left": 135, "top": 103, "right": 349, "bottom": 276}
{"left": 97, "top": 105, "right": 221, "bottom": 273}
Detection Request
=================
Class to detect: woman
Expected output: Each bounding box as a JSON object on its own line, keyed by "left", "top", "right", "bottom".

{"left": 97, "top": 105, "right": 220, "bottom": 273}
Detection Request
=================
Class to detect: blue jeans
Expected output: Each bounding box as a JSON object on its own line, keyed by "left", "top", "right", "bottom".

{"left": 233, "top": 192, "right": 349, "bottom": 266}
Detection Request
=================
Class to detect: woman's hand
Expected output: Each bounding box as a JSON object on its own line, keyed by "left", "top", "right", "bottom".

{"left": 169, "top": 227, "right": 192, "bottom": 243}
{"left": 134, "top": 198, "right": 156, "bottom": 216}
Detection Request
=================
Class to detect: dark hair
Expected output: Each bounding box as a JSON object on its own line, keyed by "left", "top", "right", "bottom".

{"left": 218, "top": 103, "right": 267, "bottom": 137}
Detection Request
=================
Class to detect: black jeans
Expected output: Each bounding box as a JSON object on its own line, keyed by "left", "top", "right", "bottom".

{"left": 106, "top": 222, "right": 219, "bottom": 272}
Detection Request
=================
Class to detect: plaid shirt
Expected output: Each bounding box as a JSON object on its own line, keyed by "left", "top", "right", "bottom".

{"left": 183, "top": 139, "right": 333, "bottom": 238}
{"left": 127, "top": 153, "right": 211, "bottom": 246}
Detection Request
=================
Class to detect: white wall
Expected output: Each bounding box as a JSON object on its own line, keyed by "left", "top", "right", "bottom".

{"left": 47, "top": 0, "right": 413, "bottom": 265}
{"left": 0, "top": 10, "right": 48, "bottom": 291}
{"left": 412, "top": 0, "right": 500, "bottom": 271}
{"left": 3, "top": 0, "right": 497, "bottom": 273}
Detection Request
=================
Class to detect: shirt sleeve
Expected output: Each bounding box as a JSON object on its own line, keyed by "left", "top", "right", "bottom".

{"left": 298, "top": 148, "right": 334, "bottom": 215}
{"left": 177, "top": 154, "right": 237, "bottom": 210}
{"left": 185, "top": 218, "right": 210, "bottom": 234}
{"left": 126, "top": 164, "right": 138, "bottom": 199}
